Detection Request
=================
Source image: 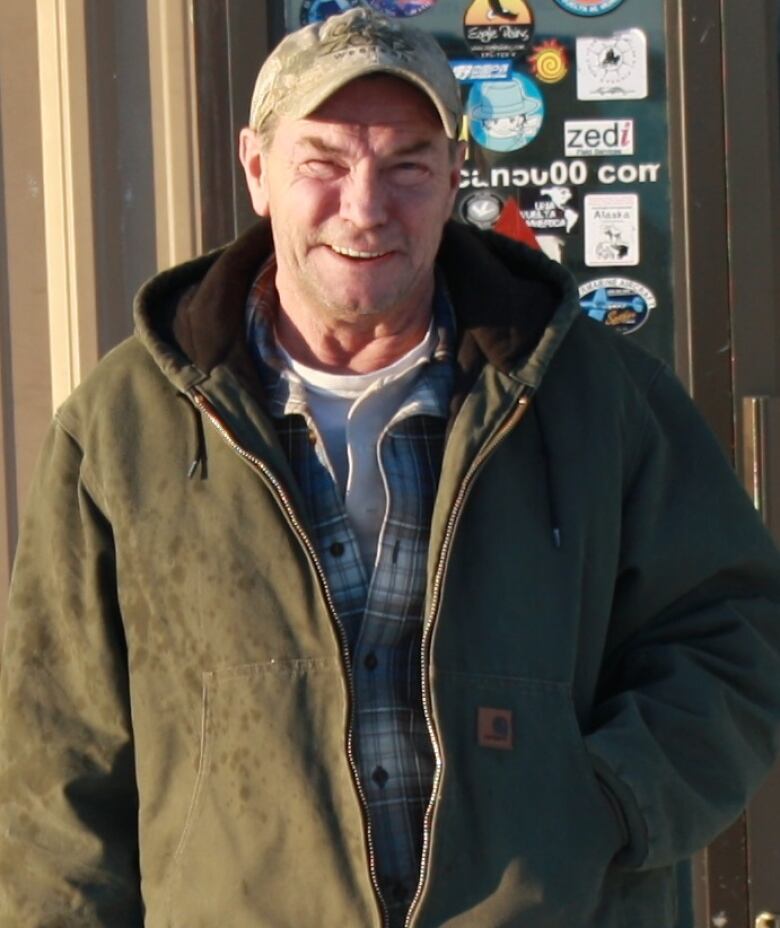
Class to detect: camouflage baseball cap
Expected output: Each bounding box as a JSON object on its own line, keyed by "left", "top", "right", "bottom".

{"left": 248, "top": 7, "right": 462, "bottom": 140}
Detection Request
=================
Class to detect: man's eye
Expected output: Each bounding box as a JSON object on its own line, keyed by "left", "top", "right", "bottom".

{"left": 301, "top": 160, "right": 341, "bottom": 179}
{"left": 390, "top": 162, "right": 429, "bottom": 185}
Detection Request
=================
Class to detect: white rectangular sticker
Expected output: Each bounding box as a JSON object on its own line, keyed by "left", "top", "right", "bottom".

{"left": 451, "top": 60, "right": 513, "bottom": 83}
{"left": 564, "top": 119, "right": 635, "bottom": 157}
{"left": 576, "top": 30, "right": 648, "bottom": 101}
{"left": 584, "top": 193, "right": 640, "bottom": 267}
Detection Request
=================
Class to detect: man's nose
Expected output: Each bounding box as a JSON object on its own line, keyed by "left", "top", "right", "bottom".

{"left": 339, "top": 165, "right": 388, "bottom": 229}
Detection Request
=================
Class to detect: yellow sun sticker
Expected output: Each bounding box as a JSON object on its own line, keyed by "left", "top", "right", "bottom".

{"left": 528, "top": 40, "right": 569, "bottom": 84}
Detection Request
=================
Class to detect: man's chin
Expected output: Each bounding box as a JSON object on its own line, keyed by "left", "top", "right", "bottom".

{"left": 313, "top": 284, "right": 408, "bottom": 321}
{"left": 302, "top": 266, "right": 431, "bottom": 323}
{"left": 323, "top": 298, "right": 397, "bottom": 321}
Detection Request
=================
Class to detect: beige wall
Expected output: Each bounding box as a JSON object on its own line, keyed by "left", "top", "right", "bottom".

{"left": 0, "top": 1, "right": 52, "bottom": 613}
{"left": 0, "top": 0, "right": 202, "bottom": 634}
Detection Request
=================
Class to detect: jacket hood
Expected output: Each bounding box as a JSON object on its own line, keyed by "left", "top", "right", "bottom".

{"left": 133, "top": 218, "right": 582, "bottom": 397}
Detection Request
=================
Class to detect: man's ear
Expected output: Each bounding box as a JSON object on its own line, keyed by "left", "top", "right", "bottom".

{"left": 239, "top": 128, "right": 270, "bottom": 217}
{"left": 446, "top": 141, "right": 467, "bottom": 212}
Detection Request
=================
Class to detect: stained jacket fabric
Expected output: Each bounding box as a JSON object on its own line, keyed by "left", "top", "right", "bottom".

{"left": 2, "top": 219, "right": 780, "bottom": 928}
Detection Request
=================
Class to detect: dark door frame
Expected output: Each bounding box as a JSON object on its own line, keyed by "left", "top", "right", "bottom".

{"left": 668, "top": 1, "right": 780, "bottom": 926}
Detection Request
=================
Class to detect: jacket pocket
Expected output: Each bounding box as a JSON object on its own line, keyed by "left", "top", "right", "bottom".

{"left": 164, "top": 658, "right": 379, "bottom": 928}
{"left": 417, "top": 672, "right": 635, "bottom": 928}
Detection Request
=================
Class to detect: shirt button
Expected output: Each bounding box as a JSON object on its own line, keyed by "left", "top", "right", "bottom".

{"left": 329, "top": 541, "right": 344, "bottom": 557}
{"left": 363, "top": 652, "right": 378, "bottom": 671}
{"left": 372, "top": 766, "right": 389, "bottom": 788}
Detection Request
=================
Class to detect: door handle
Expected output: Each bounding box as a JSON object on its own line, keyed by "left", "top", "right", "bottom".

{"left": 756, "top": 914, "right": 779, "bottom": 928}
{"left": 742, "top": 396, "right": 780, "bottom": 546}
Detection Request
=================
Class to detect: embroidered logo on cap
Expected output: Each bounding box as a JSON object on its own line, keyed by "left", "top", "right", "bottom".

{"left": 477, "top": 707, "right": 514, "bottom": 750}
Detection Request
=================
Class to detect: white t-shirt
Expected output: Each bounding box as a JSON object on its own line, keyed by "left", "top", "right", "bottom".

{"left": 276, "top": 323, "right": 436, "bottom": 570}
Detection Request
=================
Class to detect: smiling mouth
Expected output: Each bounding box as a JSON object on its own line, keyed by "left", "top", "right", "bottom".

{"left": 330, "top": 244, "right": 391, "bottom": 260}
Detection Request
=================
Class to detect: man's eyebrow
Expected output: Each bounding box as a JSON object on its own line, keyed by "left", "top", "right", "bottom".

{"left": 295, "top": 136, "right": 345, "bottom": 157}
{"left": 390, "top": 139, "right": 438, "bottom": 158}
{"left": 294, "top": 136, "right": 438, "bottom": 158}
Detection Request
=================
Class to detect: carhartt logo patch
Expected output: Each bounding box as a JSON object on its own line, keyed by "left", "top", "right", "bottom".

{"left": 477, "top": 707, "right": 514, "bottom": 750}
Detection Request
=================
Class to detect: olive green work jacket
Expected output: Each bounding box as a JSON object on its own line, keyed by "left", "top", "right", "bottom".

{"left": 2, "top": 221, "right": 780, "bottom": 927}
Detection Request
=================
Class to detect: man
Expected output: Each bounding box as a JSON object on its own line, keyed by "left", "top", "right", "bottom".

{"left": 1, "top": 8, "right": 780, "bottom": 927}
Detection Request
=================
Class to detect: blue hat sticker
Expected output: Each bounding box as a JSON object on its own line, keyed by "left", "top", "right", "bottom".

{"left": 467, "top": 72, "right": 545, "bottom": 152}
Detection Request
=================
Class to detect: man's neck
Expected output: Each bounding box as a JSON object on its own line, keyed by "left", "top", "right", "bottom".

{"left": 274, "top": 298, "right": 433, "bottom": 375}
{"left": 275, "top": 318, "right": 432, "bottom": 374}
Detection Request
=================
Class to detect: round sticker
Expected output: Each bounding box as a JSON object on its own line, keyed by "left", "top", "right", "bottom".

{"left": 464, "top": 0, "right": 535, "bottom": 58}
{"left": 366, "top": 0, "right": 437, "bottom": 16}
{"left": 528, "top": 40, "right": 569, "bottom": 84}
{"left": 578, "top": 278, "right": 656, "bottom": 334}
{"left": 552, "top": 0, "right": 626, "bottom": 15}
{"left": 300, "top": 0, "right": 359, "bottom": 24}
{"left": 580, "top": 32, "right": 644, "bottom": 94}
{"left": 460, "top": 191, "right": 505, "bottom": 229}
{"left": 467, "top": 71, "right": 544, "bottom": 152}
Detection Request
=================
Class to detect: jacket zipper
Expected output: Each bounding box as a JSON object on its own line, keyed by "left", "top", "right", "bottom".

{"left": 404, "top": 389, "right": 532, "bottom": 928}
{"left": 188, "top": 388, "right": 390, "bottom": 928}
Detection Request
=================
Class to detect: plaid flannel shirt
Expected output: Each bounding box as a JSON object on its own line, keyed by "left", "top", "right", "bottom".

{"left": 246, "top": 257, "right": 455, "bottom": 926}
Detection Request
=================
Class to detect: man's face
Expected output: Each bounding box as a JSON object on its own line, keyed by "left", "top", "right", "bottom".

{"left": 240, "top": 76, "right": 463, "bottom": 328}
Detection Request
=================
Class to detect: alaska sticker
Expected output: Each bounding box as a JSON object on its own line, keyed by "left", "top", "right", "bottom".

{"left": 553, "top": 0, "right": 626, "bottom": 15}
{"left": 464, "top": 0, "right": 535, "bottom": 59}
{"left": 528, "top": 40, "right": 569, "bottom": 84}
{"left": 584, "top": 193, "right": 639, "bottom": 266}
{"left": 579, "top": 278, "right": 656, "bottom": 334}
{"left": 564, "top": 118, "right": 634, "bottom": 157}
{"left": 520, "top": 185, "right": 580, "bottom": 234}
{"left": 460, "top": 191, "right": 505, "bottom": 229}
{"left": 467, "top": 71, "right": 544, "bottom": 152}
{"left": 300, "top": 0, "right": 359, "bottom": 24}
{"left": 577, "top": 30, "right": 648, "bottom": 100}
{"left": 366, "top": 0, "right": 437, "bottom": 15}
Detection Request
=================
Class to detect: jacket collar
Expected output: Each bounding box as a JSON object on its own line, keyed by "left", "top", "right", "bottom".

{"left": 134, "top": 218, "right": 581, "bottom": 395}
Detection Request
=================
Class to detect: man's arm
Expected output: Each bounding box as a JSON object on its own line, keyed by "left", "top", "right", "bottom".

{"left": 585, "top": 363, "right": 780, "bottom": 871}
{"left": 0, "top": 420, "right": 142, "bottom": 926}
